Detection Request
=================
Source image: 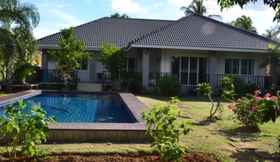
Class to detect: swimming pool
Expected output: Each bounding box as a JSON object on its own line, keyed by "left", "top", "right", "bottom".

{"left": 0, "top": 92, "right": 136, "bottom": 123}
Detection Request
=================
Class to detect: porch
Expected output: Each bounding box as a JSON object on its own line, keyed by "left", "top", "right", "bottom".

{"left": 138, "top": 48, "right": 271, "bottom": 91}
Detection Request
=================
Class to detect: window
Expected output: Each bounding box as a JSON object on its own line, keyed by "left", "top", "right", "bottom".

{"left": 225, "top": 59, "right": 254, "bottom": 75}
{"left": 241, "top": 59, "right": 254, "bottom": 75}
{"left": 171, "top": 56, "right": 208, "bottom": 85}
{"left": 225, "top": 59, "right": 239, "bottom": 74}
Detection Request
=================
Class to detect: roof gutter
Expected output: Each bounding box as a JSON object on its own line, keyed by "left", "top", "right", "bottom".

{"left": 39, "top": 44, "right": 100, "bottom": 51}
{"left": 130, "top": 44, "right": 271, "bottom": 53}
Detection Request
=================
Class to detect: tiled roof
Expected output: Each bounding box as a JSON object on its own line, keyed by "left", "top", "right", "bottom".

{"left": 38, "top": 14, "right": 274, "bottom": 52}
{"left": 38, "top": 17, "right": 174, "bottom": 49}
{"left": 131, "top": 14, "right": 273, "bottom": 52}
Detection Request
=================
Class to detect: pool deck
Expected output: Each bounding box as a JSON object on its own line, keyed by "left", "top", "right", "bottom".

{"left": 0, "top": 90, "right": 149, "bottom": 143}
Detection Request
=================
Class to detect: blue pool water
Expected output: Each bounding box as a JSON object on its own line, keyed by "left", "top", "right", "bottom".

{"left": 0, "top": 93, "right": 136, "bottom": 123}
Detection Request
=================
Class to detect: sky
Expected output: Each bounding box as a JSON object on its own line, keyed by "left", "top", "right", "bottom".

{"left": 23, "top": 0, "right": 278, "bottom": 39}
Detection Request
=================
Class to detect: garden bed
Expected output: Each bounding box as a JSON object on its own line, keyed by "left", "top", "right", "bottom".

{"left": 0, "top": 152, "right": 219, "bottom": 162}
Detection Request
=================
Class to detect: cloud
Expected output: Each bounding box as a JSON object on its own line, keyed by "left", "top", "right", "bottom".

{"left": 48, "top": 9, "right": 82, "bottom": 28}
{"left": 111, "top": 0, "right": 148, "bottom": 14}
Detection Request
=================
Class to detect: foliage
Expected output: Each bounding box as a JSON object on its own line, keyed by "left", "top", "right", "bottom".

{"left": 120, "top": 72, "right": 142, "bottom": 93}
{"left": 110, "top": 13, "right": 129, "bottom": 18}
{"left": 218, "top": 0, "right": 280, "bottom": 22}
{"left": 13, "top": 63, "right": 38, "bottom": 83}
{"left": 231, "top": 15, "right": 257, "bottom": 33}
{"left": 181, "top": 0, "right": 221, "bottom": 18}
{"left": 197, "top": 77, "right": 235, "bottom": 120}
{"left": 99, "top": 43, "right": 127, "bottom": 81}
{"left": 221, "top": 76, "right": 236, "bottom": 101}
{"left": 156, "top": 75, "right": 180, "bottom": 97}
{"left": 232, "top": 77, "right": 258, "bottom": 98}
{"left": 228, "top": 90, "right": 280, "bottom": 127}
{"left": 0, "top": 0, "right": 39, "bottom": 83}
{"left": 0, "top": 101, "right": 54, "bottom": 157}
{"left": 143, "top": 98, "right": 190, "bottom": 162}
{"left": 49, "top": 28, "right": 88, "bottom": 86}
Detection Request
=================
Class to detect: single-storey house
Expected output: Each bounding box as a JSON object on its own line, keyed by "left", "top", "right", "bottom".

{"left": 38, "top": 13, "right": 274, "bottom": 91}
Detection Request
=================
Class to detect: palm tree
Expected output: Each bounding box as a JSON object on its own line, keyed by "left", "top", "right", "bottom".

{"left": 0, "top": 0, "right": 40, "bottom": 29}
{"left": 181, "top": 0, "right": 206, "bottom": 16}
{"left": 264, "top": 25, "right": 280, "bottom": 41}
{"left": 181, "top": 0, "right": 221, "bottom": 19}
{"left": 231, "top": 15, "right": 257, "bottom": 33}
{"left": 0, "top": 0, "right": 39, "bottom": 82}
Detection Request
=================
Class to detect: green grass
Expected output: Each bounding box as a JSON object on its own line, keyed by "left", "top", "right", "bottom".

{"left": 138, "top": 95, "right": 280, "bottom": 162}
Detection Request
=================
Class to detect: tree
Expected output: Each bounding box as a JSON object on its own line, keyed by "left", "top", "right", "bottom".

{"left": 99, "top": 43, "right": 126, "bottom": 82}
{"left": 181, "top": 0, "right": 206, "bottom": 16}
{"left": 49, "top": 28, "right": 88, "bottom": 86}
{"left": 0, "top": 0, "right": 39, "bottom": 83}
{"left": 181, "top": 0, "right": 221, "bottom": 19}
{"left": 0, "top": 0, "right": 40, "bottom": 29}
{"left": 110, "top": 13, "right": 129, "bottom": 18}
{"left": 231, "top": 15, "right": 257, "bottom": 33}
{"left": 264, "top": 25, "right": 280, "bottom": 41}
{"left": 217, "top": 0, "right": 280, "bottom": 22}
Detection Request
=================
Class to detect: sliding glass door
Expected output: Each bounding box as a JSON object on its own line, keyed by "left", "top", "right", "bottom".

{"left": 172, "top": 56, "right": 208, "bottom": 86}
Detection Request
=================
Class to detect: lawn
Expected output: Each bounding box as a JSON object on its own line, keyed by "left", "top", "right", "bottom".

{"left": 138, "top": 95, "right": 280, "bottom": 162}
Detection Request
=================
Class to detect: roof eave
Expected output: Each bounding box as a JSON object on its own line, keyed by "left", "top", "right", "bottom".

{"left": 130, "top": 44, "right": 271, "bottom": 53}
{"left": 39, "top": 44, "right": 100, "bottom": 51}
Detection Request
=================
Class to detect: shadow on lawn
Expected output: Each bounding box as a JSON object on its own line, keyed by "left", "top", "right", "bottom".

{"left": 219, "top": 126, "right": 261, "bottom": 142}
{"left": 231, "top": 148, "right": 280, "bottom": 162}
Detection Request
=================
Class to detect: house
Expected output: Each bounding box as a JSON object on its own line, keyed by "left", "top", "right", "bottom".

{"left": 38, "top": 13, "right": 274, "bottom": 91}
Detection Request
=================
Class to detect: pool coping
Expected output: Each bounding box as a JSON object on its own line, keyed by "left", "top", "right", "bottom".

{"left": 0, "top": 90, "right": 147, "bottom": 132}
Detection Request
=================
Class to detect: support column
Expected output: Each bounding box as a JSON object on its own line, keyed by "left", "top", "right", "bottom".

{"left": 142, "top": 49, "right": 150, "bottom": 88}
{"left": 41, "top": 50, "right": 48, "bottom": 82}
{"left": 160, "top": 53, "right": 171, "bottom": 74}
{"left": 208, "top": 56, "right": 218, "bottom": 88}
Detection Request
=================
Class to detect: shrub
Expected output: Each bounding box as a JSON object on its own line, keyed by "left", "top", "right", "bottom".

{"left": 156, "top": 75, "right": 180, "bottom": 97}
{"left": 0, "top": 101, "right": 54, "bottom": 157}
{"left": 197, "top": 77, "right": 235, "bottom": 120}
{"left": 143, "top": 98, "right": 190, "bottom": 162}
{"left": 120, "top": 72, "right": 142, "bottom": 93}
{"left": 228, "top": 91, "right": 280, "bottom": 127}
{"left": 232, "top": 77, "right": 258, "bottom": 97}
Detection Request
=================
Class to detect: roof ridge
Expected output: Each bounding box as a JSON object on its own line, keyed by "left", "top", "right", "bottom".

{"left": 192, "top": 13, "right": 277, "bottom": 44}
{"left": 107, "top": 17, "right": 175, "bottom": 22}
{"left": 37, "top": 17, "right": 107, "bottom": 41}
{"left": 127, "top": 15, "right": 192, "bottom": 48}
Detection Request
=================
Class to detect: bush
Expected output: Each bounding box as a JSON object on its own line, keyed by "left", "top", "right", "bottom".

{"left": 121, "top": 72, "right": 142, "bottom": 93}
{"left": 143, "top": 98, "right": 190, "bottom": 162}
{"left": 156, "top": 75, "right": 180, "bottom": 97}
{"left": 0, "top": 101, "right": 54, "bottom": 157}
{"left": 232, "top": 77, "right": 258, "bottom": 97}
{"left": 228, "top": 91, "right": 280, "bottom": 127}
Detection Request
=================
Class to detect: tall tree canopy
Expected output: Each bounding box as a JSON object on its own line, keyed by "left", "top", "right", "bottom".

{"left": 110, "top": 13, "right": 129, "bottom": 18}
{"left": 264, "top": 25, "right": 280, "bottom": 41}
{"left": 181, "top": 0, "right": 206, "bottom": 16}
{"left": 49, "top": 28, "right": 89, "bottom": 84}
{"left": 218, "top": 0, "right": 280, "bottom": 22}
{"left": 181, "top": 0, "right": 221, "bottom": 19}
{"left": 0, "top": 0, "right": 39, "bottom": 82}
{"left": 231, "top": 15, "right": 257, "bottom": 33}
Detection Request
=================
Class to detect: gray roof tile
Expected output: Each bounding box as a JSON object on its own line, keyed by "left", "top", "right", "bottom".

{"left": 131, "top": 14, "right": 273, "bottom": 51}
{"left": 38, "top": 17, "right": 173, "bottom": 49}
{"left": 38, "top": 14, "right": 274, "bottom": 52}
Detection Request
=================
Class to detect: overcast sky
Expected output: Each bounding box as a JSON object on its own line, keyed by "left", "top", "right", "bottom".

{"left": 23, "top": 0, "right": 278, "bottom": 39}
